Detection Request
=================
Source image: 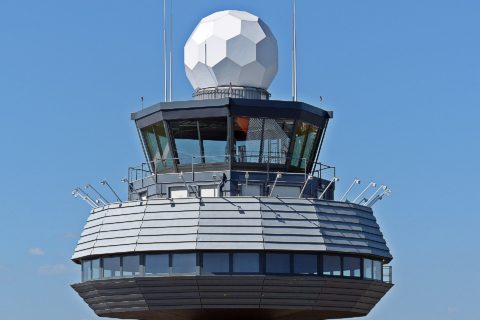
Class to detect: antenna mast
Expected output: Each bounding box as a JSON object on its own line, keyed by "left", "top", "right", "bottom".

{"left": 163, "top": 0, "right": 167, "bottom": 102}
{"left": 292, "top": 0, "right": 298, "bottom": 102}
{"left": 169, "top": 0, "right": 173, "bottom": 102}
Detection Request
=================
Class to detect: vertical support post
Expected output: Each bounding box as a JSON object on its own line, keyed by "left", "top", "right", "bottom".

{"left": 292, "top": 0, "right": 297, "bottom": 102}
{"left": 163, "top": 0, "right": 167, "bottom": 102}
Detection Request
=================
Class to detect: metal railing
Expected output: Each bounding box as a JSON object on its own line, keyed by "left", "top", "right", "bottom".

{"left": 128, "top": 153, "right": 336, "bottom": 184}
{"left": 383, "top": 265, "right": 393, "bottom": 284}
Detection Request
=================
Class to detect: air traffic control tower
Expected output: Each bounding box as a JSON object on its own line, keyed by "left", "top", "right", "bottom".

{"left": 72, "top": 10, "right": 393, "bottom": 320}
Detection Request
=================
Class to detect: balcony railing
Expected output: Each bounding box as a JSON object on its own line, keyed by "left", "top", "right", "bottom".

{"left": 383, "top": 265, "right": 393, "bottom": 284}
{"left": 128, "top": 154, "right": 335, "bottom": 184}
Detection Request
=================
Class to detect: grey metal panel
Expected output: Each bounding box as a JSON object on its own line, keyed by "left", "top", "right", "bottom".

{"left": 73, "top": 197, "right": 391, "bottom": 261}
{"left": 72, "top": 276, "right": 390, "bottom": 320}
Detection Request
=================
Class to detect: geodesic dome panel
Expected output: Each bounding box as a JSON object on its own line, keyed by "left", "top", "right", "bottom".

{"left": 184, "top": 10, "right": 278, "bottom": 90}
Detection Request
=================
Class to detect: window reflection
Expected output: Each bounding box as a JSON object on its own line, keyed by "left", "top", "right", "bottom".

{"left": 293, "top": 254, "right": 317, "bottom": 275}
{"left": 266, "top": 253, "right": 290, "bottom": 274}
{"left": 92, "top": 258, "right": 101, "bottom": 280}
{"left": 82, "top": 260, "right": 91, "bottom": 281}
{"left": 202, "top": 253, "right": 230, "bottom": 274}
{"left": 234, "top": 117, "right": 294, "bottom": 165}
{"left": 233, "top": 253, "right": 259, "bottom": 273}
{"left": 103, "top": 257, "right": 121, "bottom": 278}
{"left": 323, "top": 255, "right": 341, "bottom": 276}
{"left": 343, "top": 257, "right": 361, "bottom": 278}
{"left": 80, "top": 253, "right": 386, "bottom": 283}
{"left": 363, "top": 259, "right": 373, "bottom": 279}
{"left": 291, "top": 122, "right": 318, "bottom": 169}
{"left": 145, "top": 254, "right": 169, "bottom": 275}
{"left": 122, "top": 255, "right": 140, "bottom": 276}
{"left": 373, "top": 260, "right": 382, "bottom": 280}
{"left": 172, "top": 253, "right": 196, "bottom": 274}
{"left": 169, "top": 118, "right": 228, "bottom": 165}
{"left": 141, "top": 122, "right": 173, "bottom": 172}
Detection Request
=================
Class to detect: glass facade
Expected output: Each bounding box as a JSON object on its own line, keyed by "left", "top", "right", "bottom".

{"left": 103, "top": 256, "right": 121, "bottom": 278}
{"left": 122, "top": 255, "right": 140, "bottom": 276}
{"left": 233, "top": 117, "right": 294, "bottom": 164}
{"left": 266, "top": 253, "right": 290, "bottom": 274}
{"left": 364, "top": 258, "right": 373, "bottom": 279}
{"left": 145, "top": 254, "right": 169, "bottom": 275}
{"left": 233, "top": 253, "right": 260, "bottom": 273}
{"left": 172, "top": 253, "right": 196, "bottom": 274}
{"left": 169, "top": 118, "right": 228, "bottom": 165}
{"left": 142, "top": 122, "right": 173, "bottom": 172}
{"left": 343, "top": 257, "right": 361, "bottom": 278}
{"left": 81, "top": 252, "right": 387, "bottom": 284}
{"left": 140, "top": 116, "right": 321, "bottom": 173}
{"left": 92, "top": 258, "right": 101, "bottom": 280}
{"left": 293, "top": 254, "right": 318, "bottom": 275}
{"left": 291, "top": 121, "right": 319, "bottom": 169}
{"left": 202, "top": 253, "right": 230, "bottom": 274}
{"left": 323, "top": 255, "right": 341, "bottom": 276}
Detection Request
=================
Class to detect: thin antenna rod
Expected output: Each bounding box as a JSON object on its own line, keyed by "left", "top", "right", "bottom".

{"left": 292, "top": 0, "right": 298, "bottom": 102}
{"left": 163, "top": 0, "right": 167, "bottom": 102}
{"left": 169, "top": 0, "right": 173, "bottom": 102}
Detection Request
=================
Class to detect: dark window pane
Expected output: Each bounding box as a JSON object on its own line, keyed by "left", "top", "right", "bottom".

{"left": 202, "top": 253, "right": 230, "bottom": 273}
{"left": 145, "top": 254, "right": 169, "bottom": 275}
{"left": 198, "top": 118, "right": 228, "bottom": 163}
{"left": 291, "top": 122, "right": 319, "bottom": 169}
{"left": 82, "top": 260, "right": 91, "bottom": 281}
{"left": 92, "top": 258, "right": 101, "bottom": 280}
{"left": 103, "top": 257, "right": 121, "bottom": 278}
{"left": 169, "top": 120, "right": 201, "bottom": 164}
{"left": 323, "top": 255, "right": 341, "bottom": 276}
{"left": 343, "top": 257, "right": 361, "bottom": 278}
{"left": 122, "top": 255, "right": 140, "bottom": 277}
{"left": 363, "top": 259, "right": 373, "bottom": 279}
{"left": 266, "top": 253, "right": 290, "bottom": 274}
{"left": 141, "top": 122, "right": 174, "bottom": 172}
{"left": 172, "top": 253, "right": 196, "bottom": 274}
{"left": 293, "top": 254, "right": 318, "bottom": 275}
{"left": 373, "top": 260, "right": 382, "bottom": 280}
{"left": 169, "top": 118, "right": 228, "bottom": 165}
{"left": 233, "top": 253, "right": 260, "bottom": 273}
{"left": 233, "top": 117, "right": 294, "bottom": 165}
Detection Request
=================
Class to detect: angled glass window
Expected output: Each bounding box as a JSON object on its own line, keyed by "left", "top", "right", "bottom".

{"left": 172, "top": 253, "right": 196, "bottom": 274}
{"left": 233, "top": 117, "right": 294, "bottom": 165}
{"left": 373, "top": 260, "right": 382, "bottom": 280}
{"left": 103, "top": 257, "right": 121, "bottom": 278}
{"left": 343, "top": 257, "right": 361, "bottom": 278}
{"left": 323, "top": 255, "right": 341, "bottom": 276}
{"left": 293, "top": 254, "right": 318, "bottom": 275}
{"left": 91, "top": 258, "right": 101, "bottom": 280}
{"left": 122, "top": 255, "right": 140, "bottom": 277}
{"left": 363, "top": 258, "right": 373, "bottom": 279}
{"left": 202, "top": 253, "right": 230, "bottom": 274}
{"left": 169, "top": 118, "right": 228, "bottom": 165}
{"left": 82, "top": 260, "right": 92, "bottom": 281}
{"left": 141, "top": 122, "right": 174, "bottom": 172}
{"left": 266, "top": 253, "right": 290, "bottom": 274}
{"left": 291, "top": 121, "right": 319, "bottom": 169}
{"left": 198, "top": 118, "right": 228, "bottom": 163}
{"left": 232, "top": 253, "right": 260, "bottom": 273}
{"left": 145, "top": 254, "right": 169, "bottom": 275}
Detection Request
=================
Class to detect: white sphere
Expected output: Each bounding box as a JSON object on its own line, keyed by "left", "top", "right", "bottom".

{"left": 184, "top": 10, "right": 278, "bottom": 90}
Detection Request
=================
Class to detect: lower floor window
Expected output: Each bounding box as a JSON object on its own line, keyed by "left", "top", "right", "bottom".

{"left": 80, "top": 251, "right": 387, "bottom": 283}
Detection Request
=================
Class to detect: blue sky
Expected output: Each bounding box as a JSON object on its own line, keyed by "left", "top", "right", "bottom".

{"left": 1, "top": 0, "right": 479, "bottom": 319}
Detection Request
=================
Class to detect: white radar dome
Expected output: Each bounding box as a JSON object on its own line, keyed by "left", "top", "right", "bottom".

{"left": 184, "top": 10, "right": 278, "bottom": 91}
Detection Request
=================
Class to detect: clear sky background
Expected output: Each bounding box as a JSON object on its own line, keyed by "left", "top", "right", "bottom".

{"left": 0, "top": 0, "right": 479, "bottom": 319}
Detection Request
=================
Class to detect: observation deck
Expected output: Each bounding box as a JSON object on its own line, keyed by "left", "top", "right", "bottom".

{"left": 72, "top": 97, "right": 393, "bottom": 320}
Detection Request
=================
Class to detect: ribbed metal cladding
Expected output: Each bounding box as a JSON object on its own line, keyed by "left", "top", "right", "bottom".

{"left": 72, "top": 276, "right": 392, "bottom": 320}
{"left": 72, "top": 197, "right": 391, "bottom": 261}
